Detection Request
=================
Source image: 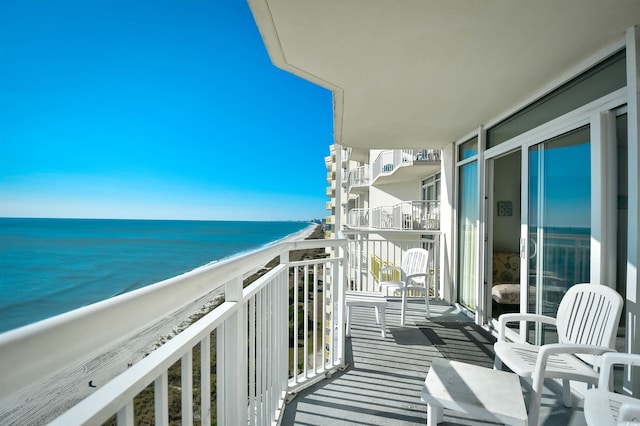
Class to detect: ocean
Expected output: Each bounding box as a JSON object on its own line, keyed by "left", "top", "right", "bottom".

{"left": 0, "top": 218, "right": 311, "bottom": 333}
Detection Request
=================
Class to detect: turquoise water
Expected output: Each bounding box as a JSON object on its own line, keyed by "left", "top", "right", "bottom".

{"left": 0, "top": 218, "right": 310, "bottom": 333}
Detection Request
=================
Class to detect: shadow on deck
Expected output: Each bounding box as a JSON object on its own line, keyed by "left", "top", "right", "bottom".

{"left": 282, "top": 298, "right": 589, "bottom": 425}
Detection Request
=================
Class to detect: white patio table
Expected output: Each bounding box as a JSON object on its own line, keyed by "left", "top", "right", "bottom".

{"left": 421, "top": 359, "right": 528, "bottom": 425}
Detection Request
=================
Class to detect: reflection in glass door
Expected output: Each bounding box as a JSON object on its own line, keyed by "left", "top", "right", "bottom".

{"left": 528, "top": 126, "right": 591, "bottom": 343}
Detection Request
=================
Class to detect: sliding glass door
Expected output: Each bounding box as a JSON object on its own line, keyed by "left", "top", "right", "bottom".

{"left": 458, "top": 161, "right": 478, "bottom": 310}
{"left": 528, "top": 125, "right": 591, "bottom": 343}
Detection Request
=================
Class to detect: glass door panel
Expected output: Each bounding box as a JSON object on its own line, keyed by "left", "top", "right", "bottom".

{"left": 528, "top": 125, "right": 591, "bottom": 343}
{"left": 458, "top": 161, "right": 478, "bottom": 310}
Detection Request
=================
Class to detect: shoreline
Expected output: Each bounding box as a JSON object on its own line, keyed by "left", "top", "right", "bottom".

{"left": 0, "top": 224, "right": 326, "bottom": 425}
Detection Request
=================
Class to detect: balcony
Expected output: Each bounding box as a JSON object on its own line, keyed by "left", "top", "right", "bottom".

{"left": 325, "top": 185, "right": 334, "bottom": 197}
{"left": 347, "top": 165, "right": 370, "bottom": 194}
{"left": 347, "top": 200, "right": 440, "bottom": 231}
{"left": 325, "top": 199, "right": 335, "bottom": 210}
{"left": 281, "top": 298, "right": 582, "bottom": 425}
{"left": 0, "top": 234, "right": 581, "bottom": 425}
{"left": 371, "top": 149, "right": 441, "bottom": 185}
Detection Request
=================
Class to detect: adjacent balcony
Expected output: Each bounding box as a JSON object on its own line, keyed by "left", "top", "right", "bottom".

{"left": 371, "top": 149, "right": 441, "bottom": 185}
{"left": 347, "top": 200, "right": 440, "bottom": 231}
{"left": 0, "top": 233, "right": 583, "bottom": 425}
{"left": 347, "top": 165, "right": 370, "bottom": 194}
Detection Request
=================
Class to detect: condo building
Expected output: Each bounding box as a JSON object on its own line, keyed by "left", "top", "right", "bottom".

{"left": 288, "top": 0, "right": 640, "bottom": 398}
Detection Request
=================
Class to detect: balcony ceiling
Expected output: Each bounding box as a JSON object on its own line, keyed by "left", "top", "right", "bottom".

{"left": 373, "top": 162, "right": 441, "bottom": 186}
{"left": 248, "top": 0, "right": 640, "bottom": 150}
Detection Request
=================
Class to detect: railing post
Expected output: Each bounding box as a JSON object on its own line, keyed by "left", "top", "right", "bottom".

{"left": 337, "top": 243, "right": 347, "bottom": 368}
{"left": 279, "top": 251, "right": 290, "bottom": 395}
{"left": 223, "top": 277, "right": 248, "bottom": 424}
{"left": 278, "top": 268, "right": 288, "bottom": 416}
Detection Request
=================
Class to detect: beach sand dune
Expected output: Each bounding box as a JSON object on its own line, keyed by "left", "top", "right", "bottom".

{"left": 0, "top": 225, "right": 324, "bottom": 425}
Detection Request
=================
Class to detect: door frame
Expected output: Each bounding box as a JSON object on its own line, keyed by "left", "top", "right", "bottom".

{"left": 483, "top": 90, "right": 626, "bottom": 335}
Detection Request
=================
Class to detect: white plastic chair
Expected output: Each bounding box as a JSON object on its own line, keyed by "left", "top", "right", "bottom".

{"left": 378, "top": 247, "right": 431, "bottom": 326}
{"left": 584, "top": 352, "right": 640, "bottom": 426}
{"left": 494, "top": 283, "right": 623, "bottom": 425}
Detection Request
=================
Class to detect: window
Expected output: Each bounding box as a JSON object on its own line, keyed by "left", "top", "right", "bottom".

{"left": 487, "top": 50, "right": 626, "bottom": 148}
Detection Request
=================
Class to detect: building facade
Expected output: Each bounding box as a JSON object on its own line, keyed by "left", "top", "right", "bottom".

{"left": 250, "top": 1, "right": 640, "bottom": 395}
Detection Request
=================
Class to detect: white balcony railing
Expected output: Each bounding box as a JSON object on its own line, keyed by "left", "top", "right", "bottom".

{"left": 343, "top": 233, "right": 441, "bottom": 298}
{"left": 348, "top": 201, "right": 440, "bottom": 231}
{"left": 347, "top": 165, "right": 370, "bottom": 193}
{"left": 347, "top": 208, "right": 369, "bottom": 228}
{"left": 0, "top": 238, "right": 347, "bottom": 426}
{"left": 0, "top": 224, "right": 602, "bottom": 424}
{"left": 371, "top": 205, "right": 395, "bottom": 229}
{"left": 371, "top": 149, "right": 441, "bottom": 182}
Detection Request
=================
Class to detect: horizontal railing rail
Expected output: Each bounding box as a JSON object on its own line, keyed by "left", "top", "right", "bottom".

{"left": 0, "top": 237, "right": 346, "bottom": 425}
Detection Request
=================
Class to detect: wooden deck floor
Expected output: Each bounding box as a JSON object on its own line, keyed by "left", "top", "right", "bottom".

{"left": 281, "top": 298, "right": 589, "bottom": 425}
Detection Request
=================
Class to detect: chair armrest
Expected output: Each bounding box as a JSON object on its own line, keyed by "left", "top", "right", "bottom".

{"left": 497, "top": 313, "right": 556, "bottom": 342}
{"left": 620, "top": 402, "right": 640, "bottom": 422}
{"left": 378, "top": 265, "right": 402, "bottom": 281}
{"left": 406, "top": 272, "right": 429, "bottom": 282}
{"left": 533, "top": 344, "right": 615, "bottom": 383}
{"left": 379, "top": 265, "right": 401, "bottom": 274}
{"left": 598, "top": 352, "right": 640, "bottom": 388}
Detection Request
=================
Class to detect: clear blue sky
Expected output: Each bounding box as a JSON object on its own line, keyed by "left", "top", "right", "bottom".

{"left": 0, "top": 1, "right": 333, "bottom": 221}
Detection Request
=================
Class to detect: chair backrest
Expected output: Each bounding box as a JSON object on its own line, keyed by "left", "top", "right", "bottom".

{"left": 556, "top": 283, "right": 623, "bottom": 349}
{"left": 400, "top": 248, "right": 430, "bottom": 283}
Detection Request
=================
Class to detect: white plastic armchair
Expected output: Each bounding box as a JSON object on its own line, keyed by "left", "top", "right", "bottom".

{"left": 378, "top": 248, "right": 431, "bottom": 326}
{"left": 584, "top": 352, "right": 640, "bottom": 426}
{"left": 493, "top": 283, "right": 623, "bottom": 426}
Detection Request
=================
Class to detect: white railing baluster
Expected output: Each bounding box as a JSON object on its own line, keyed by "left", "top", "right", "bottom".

{"left": 303, "top": 264, "right": 309, "bottom": 379}
{"left": 225, "top": 276, "right": 248, "bottom": 424}
{"left": 155, "top": 372, "right": 169, "bottom": 426}
{"left": 336, "top": 258, "right": 345, "bottom": 367}
{"left": 266, "top": 284, "right": 273, "bottom": 422}
{"left": 181, "top": 349, "right": 193, "bottom": 426}
{"left": 292, "top": 266, "right": 299, "bottom": 384}
{"left": 200, "top": 334, "right": 211, "bottom": 426}
{"left": 217, "top": 324, "right": 225, "bottom": 425}
{"left": 322, "top": 264, "right": 328, "bottom": 370}
{"left": 260, "top": 289, "right": 267, "bottom": 423}
{"left": 313, "top": 264, "right": 318, "bottom": 373}
{"left": 248, "top": 298, "right": 256, "bottom": 425}
{"left": 116, "top": 401, "right": 133, "bottom": 425}
{"left": 279, "top": 272, "right": 288, "bottom": 408}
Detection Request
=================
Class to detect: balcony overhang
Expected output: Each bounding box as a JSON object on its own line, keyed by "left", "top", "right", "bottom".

{"left": 373, "top": 161, "right": 440, "bottom": 186}
{"left": 248, "top": 0, "right": 640, "bottom": 150}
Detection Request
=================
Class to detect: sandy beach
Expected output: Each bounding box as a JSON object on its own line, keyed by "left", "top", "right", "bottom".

{"left": 0, "top": 224, "right": 324, "bottom": 425}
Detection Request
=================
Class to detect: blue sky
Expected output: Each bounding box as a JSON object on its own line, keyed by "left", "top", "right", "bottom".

{"left": 0, "top": 1, "right": 333, "bottom": 221}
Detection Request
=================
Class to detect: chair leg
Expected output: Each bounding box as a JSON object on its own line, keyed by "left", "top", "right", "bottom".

{"left": 562, "top": 379, "right": 572, "bottom": 407}
{"left": 426, "top": 404, "right": 443, "bottom": 426}
{"left": 493, "top": 356, "right": 503, "bottom": 370}
{"left": 528, "top": 388, "right": 541, "bottom": 426}
{"left": 346, "top": 305, "right": 352, "bottom": 337}
{"left": 529, "top": 370, "right": 544, "bottom": 426}
{"left": 424, "top": 291, "right": 430, "bottom": 318}
{"left": 401, "top": 292, "right": 407, "bottom": 326}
